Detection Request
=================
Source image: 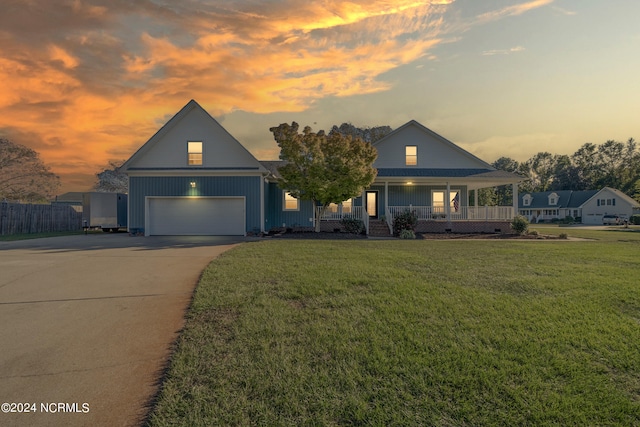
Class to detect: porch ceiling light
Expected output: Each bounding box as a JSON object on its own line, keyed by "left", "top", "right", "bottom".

{"left": 406, "top": 181, "right": 413, "bottom": 185}
{"left": 190, "top": 181, "right": 196, "bottom": 188}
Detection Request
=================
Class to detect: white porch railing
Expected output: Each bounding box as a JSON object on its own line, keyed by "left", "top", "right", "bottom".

{"left": 361, "top": 205, "right": 369, "bottom": 235}
{"left": 315, "top": 205, "right": 369, "bottom": 234}
{"left": 388, "top": 206, "right": 514, "bottom": 221}
{"left": 317, "top": 206, "right": 365, "bottom": 220}
{"left": 385, "top": 207, "right": 393, "bottom": 234}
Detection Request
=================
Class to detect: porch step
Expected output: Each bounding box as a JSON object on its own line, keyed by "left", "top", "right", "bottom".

{"left": 368, "top": 220, "right": 393, "bottom": 237}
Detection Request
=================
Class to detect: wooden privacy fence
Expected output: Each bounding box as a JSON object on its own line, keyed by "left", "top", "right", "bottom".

{"left": 0, "top": 202, "right": 83, "bottom": 235}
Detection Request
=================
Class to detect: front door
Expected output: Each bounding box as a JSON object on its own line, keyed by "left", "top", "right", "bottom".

{"left": 366, "top": 191, "right": 378, "bottom": 218}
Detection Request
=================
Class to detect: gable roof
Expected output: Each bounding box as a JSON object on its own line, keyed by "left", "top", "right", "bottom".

{"left": 372, "top": 120, "right": 495, "bottom": 170}
{"left": 368, "top": 120, "right": 522, "bottom": 185}
{"left": 583, "top": 187, "right": 640, "bottom": 207}
{"left": 568, "top": 190, "right": 601, "bottom": 207}
{"left": 520, "top": 190, "right": 600, "bottom": 209}
{"left": 122, "top": 100, "right": 266, "bottom": 173}
{"left": 260, "top": 160, "right": 287, "bottom": 180}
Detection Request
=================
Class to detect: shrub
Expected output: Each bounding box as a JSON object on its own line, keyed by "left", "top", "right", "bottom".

{"left": 393, "top": 209, "right": 418, "bottom": 236}
{"left": 527, "top": 230, "right": 539, "bottom": 236}
{"left": 399, "top": 229, "right": 416, "bottom": 239}
{"left": 559, "top": 233, "right": 568, "bottom": 239}
{"left": 511, "top": 215, "right": 529, "bottom": 235}
{"left": 340, "top": 218, "right": 365, "bottom": 234}
{"left": 631, "top": 215, "right": 640, "bottom": 225}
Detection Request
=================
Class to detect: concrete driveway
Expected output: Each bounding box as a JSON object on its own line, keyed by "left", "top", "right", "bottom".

{"left": 0, "top": 233, "right": 246, "bottom": 427}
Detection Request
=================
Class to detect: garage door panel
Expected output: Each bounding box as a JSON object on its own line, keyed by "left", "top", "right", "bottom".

{"left": 147, "top": 197, "right": 245, "bottom": 235}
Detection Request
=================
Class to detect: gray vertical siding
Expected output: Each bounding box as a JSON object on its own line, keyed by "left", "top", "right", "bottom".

{"left": 129, "top": 176, "right": 262, "bottom": 233}
{"left": 130, "top": 177, "right": 471, "bottom": 234}
{"left": 370, "top": 184, "right": 468, "bottom": 214}
{"left": 265, "top": 183, "right": 315, "bottom": 230}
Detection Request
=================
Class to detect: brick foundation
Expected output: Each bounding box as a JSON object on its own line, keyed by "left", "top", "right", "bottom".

{"left": 319, "top": 220, "right": 347, "bottom": 232}
{"left": 415, "top": 221, "right": 511, "bottom": 234}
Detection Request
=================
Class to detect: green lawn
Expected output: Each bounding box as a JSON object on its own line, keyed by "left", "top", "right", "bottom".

{"left": 146, "top": 230, "right": 640, "bottom": 426}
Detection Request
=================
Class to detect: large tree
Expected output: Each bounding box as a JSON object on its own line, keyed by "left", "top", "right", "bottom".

{"left": 570, "top": 142, "right": 600, "bottom": 190}
{"left": 491, "top": 157, "right": 520, "bottom": 205}
{"left": 94, "top": 160, "right": 128, "bottom": 193}
{"left": 491, "top": 138, "right": 639, "bottom": 201}
{"left": 270, "top": 122, "right": 378, "bottom": 232}
{"left": 329, "top": 122, "right": 392, "bottom": 144}
{"left": 0, "top": 138, "right": 60, "bottom": 202}
{"left": 519, "top": 152, "right": 558, "bottom": 192}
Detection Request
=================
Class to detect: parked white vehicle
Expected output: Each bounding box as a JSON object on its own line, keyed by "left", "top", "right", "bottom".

{"left": 602, "top": 214, "right": 621, "bottom": 225}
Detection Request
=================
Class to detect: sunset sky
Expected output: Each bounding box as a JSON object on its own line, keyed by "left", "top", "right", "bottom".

{"left": 1, "top": 0, "right": 639, "bottom": 194}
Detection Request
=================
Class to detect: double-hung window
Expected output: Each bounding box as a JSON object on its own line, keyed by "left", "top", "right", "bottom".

{"left": 188, "top": 142, "right": 203, "bottom": 165}
{"left": 432, "top": 190, "right": 460, "bottom": 213}
{"left": 405, "top": 146, "right": 417, "bottom": 166}
{"left": 283, "top": 192, "right": 299, "bottom": 211}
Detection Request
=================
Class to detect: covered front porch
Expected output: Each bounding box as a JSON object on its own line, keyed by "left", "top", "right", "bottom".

{"left": 316, "top": 170, "right": 521, "bottom": 235}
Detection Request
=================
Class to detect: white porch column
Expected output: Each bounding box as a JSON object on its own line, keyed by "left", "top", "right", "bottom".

{"left": 445, "top": 182, "right": 451, "bottom": 222}
{"left": 384, "top": 181, "right": 388, "bottom": 217}
{"left": 475, "top": 189, "right": 478, "bottom": 208}
{"left": 512, "top": 183, "right": 519, "bottom": 219}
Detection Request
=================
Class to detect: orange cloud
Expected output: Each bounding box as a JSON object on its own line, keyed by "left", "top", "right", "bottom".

{"left": 476, "top": 0, "right": 555, "bottom": 23}
{"left": 0, "top": 0, "right": 550, "bottom": 193}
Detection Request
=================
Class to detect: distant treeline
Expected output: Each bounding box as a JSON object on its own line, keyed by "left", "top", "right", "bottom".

{"left": 483, "top": 138, "right": 639, "bottom": 205}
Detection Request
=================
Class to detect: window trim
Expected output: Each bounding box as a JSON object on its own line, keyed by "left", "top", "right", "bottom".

{"left": 283, "top": 191, "right": 299, "bottom": 211}
{"left": 431, "top": 189, "right": 461, "bottom": 213}
{"left": 188, "top": 141, "right": 203, "bottom": 166}
{"left": 405, "top": 145, "right": 417, "bottom": 166}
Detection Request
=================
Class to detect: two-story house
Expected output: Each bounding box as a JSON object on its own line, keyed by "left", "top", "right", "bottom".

{"left": 122, "top": 100, "right": 523, "bottom": 236}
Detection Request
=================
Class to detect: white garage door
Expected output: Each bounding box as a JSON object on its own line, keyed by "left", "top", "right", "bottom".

{"left": 147, "top": 197, "right": 245, "bottom": 235}
{"left": 582, "top": 213, "right": 603, "bottom": 225}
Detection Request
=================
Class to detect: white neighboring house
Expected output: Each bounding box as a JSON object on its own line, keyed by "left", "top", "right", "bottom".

{"left": 518, "top": 187, "right": 640, "bottom": 224}
{"left": 580, "top": 187, "right": 640, "bottom": 225}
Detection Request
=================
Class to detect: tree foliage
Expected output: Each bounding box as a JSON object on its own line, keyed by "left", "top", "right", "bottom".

{"left": 94, "top": 160, "right": 128, "bottom": 193}
{"left": 329, "top": 123, "right": 392, "bottom": 144}
{"left": 0, "top": 138, "right": 60, "bottom": 202}
{"left": 270, "top": 122, "right": 378, "bottom": 231}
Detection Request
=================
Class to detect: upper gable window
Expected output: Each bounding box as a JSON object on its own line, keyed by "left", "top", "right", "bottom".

{"left": 188, "top": 142, "right": 203, "bottom": 165}
{"left": 405, "top": 146, "right": 417, "bottom": 166}
{"left": 523, "top": 194, "right": 532, "bottom": 207}
{"left": 548, "top": 193, "right": 558, "bottom": 206}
